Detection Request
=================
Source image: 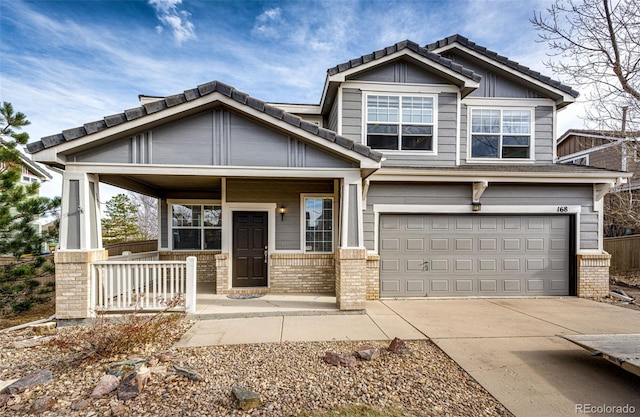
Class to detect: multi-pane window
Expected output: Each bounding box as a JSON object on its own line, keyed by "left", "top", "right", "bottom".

{"left": 172, "top": 204, "right": 222, "bottom": 250}
{"left": 470, "top": 109, "right": 532, "bottom": 159}
{"left": 304, "top": 197, "right": 333, "bottom": 252}
{"left": 366, "top": 95, "right": 434, "bottom": 151}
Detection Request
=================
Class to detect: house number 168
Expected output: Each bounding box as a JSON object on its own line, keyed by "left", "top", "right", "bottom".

{"left": 557, "top": 206, "right": 568, "bottom": 213}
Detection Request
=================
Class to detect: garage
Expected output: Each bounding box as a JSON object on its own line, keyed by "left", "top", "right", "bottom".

{"left": 379, "top": 214, "right": 573, "bottom": 297}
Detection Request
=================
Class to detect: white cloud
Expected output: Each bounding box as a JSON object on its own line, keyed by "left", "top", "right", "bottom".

{"left": 148, "top": 0, "right": 196, "bottom": 44}
{"left": 253, "top": 7, "right": 283, "bottom": 38}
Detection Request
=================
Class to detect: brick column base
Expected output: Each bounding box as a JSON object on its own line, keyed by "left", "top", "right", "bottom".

{"left": 577, "top": 252, "right": 611, "bottom": 299}
{"left": 366, "top": 254, "right": 380, "bottom": 300}
{"left": 54, "top": 249, "right": 107, "bottom": 319}
{"left": 215, "top": 253, "right": 229, "bottom": 294}
{"left": 335, "top": 248, "right": 367, "bottom": 310}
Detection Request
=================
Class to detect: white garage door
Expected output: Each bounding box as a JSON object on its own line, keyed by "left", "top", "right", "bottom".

{"left": 379, "top": 214, "right": 571, "bottom": 297}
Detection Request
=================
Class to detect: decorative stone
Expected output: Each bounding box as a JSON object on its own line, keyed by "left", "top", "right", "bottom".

{"left": 173, "top": 364, "right": 203, "bottom": 381}
{"left": 31, "top": 396, "right": 56, "bottom": 412}
{"left": 323, "top": 351, "right": 357, "bottom": 367}
{"left": 91, "top": 374, "right": 119, "bottom": 398}
{"left": 158, "top": 352, "right": 174, "bottom": 363}
{"left": 231, "top": 385, "right": 262, "bottom": 411}
{"left": 31, "top": 322, "right": 57, "bottom": 336}
{"left": 12, "top": 336, "right": 55, "bottom": 349}
{"left": 388, "top": 337, "right": 407, "bottom": 353}
{"left": 6, "top": 369, "right": 53, "bottom": 394}
{"left": 117, "top": 371, "right": 146, "bottom": 401}
{"left": 0, "top": 378, "right": 19, "bottom": 394}
{"left": 71, "top": 398, "right": 91, "bottom": 410}
{"left": 0, "top": 394, "right": 10, "bottom": 407}
{"left": 355, "top": 345, "right": 379, "bottom": 361}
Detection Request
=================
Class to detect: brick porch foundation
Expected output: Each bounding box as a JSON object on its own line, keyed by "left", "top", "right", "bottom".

{"left": 577, "top": 252, "right": 611, "bottom": 299}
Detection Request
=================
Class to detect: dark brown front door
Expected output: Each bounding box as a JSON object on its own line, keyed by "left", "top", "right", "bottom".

{"left": 232, "top": 211, "right": 268, "bottom": 287}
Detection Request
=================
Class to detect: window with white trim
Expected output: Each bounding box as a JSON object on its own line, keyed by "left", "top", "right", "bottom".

{"left": 171, "top": 204, "right": 221, "bottom": 250}
{"left": 366, "top": 94, "right": 435, "bottom": 151}
{"left": 470, "top": 108, "right": 532, "bottom": 159}
{"left": 303, "top": 196, "right": 333, "bottom": 252}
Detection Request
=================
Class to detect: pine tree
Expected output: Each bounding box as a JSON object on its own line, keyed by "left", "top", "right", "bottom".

{"left": 0, "top": 102, "right": 60, "bottom": 257}
{"left": 102, "top": 193, "right": 142, "bottom": 244}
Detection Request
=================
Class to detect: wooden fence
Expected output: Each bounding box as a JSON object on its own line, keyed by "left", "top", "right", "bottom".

{"left": 604, "top": 235, "right": 640, "bottom": 273}
{"left": 104, "top": 240, "right": 158, "bottom": 257}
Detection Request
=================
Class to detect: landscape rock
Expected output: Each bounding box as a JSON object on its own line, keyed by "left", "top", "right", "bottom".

{"left": 388, "top": 337, "right": 407, "bottom": 353}
{"left": 6, "top": 369, "right": 53, "bottom": 394}
{"left": 173, "top": 363, "right": 203, "bottom": 381}
{"left": 71, "top": 398, "right": 91, "bottom": 410}
{"left": 0, "top": 393, "right": 10, "bottom": 407}
{"left": 355, "top": 345, "right": 379, "bottom": 361}
{"left": 12, "top": 336, "right": 55, "bottom": 349}
{"left": 323, "top": 351, "right": 357, "bottom": 367}
{"left": 31, "top": 322, "right": 57, "bottom": 336}
{"left": 31, "top": 396, "right": 56, "bottom": 412}
{"left": 91, "top": 374, "right": 119, "bottom": 398}
{"left": 231, "top": 385, "right": 262, "bottom": 411}
{"left": 0, "top": 378, "right": 19, "bottom": 394}
{"left": 116, "top": 371, "right": 146, "bottom": 401}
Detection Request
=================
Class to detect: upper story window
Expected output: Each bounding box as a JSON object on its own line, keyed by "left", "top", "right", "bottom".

{"left": 171, "top": 203, "right": 221, "bottom": 250}
{"left": 470, "top": 108, "right": 533, "bottom": 159}
{"left": 366, "top": 94, "right": 435, "bottom": 152}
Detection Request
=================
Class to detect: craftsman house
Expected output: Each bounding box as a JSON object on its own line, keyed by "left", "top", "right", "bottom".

{"left": 28, "top": 35, "right": 630, "bottom": 319}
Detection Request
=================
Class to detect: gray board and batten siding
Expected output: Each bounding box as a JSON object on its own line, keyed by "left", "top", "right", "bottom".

{"left": 68, "top": 108, "right": 356, "bottom": 169}
{"left": 364, "top": 183, "right": 599, "bottom": 252}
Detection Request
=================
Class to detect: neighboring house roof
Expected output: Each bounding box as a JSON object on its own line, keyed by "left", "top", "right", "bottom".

{"left": 557, "top": 129, "right": 640, "bottom": 146}
{"left": 0, "top": 135, "right": 52, "bottom": 180}
{"left": 425, "top": 34, "right": 579, "bottom": 106}
{"left": 26, "top": 81, "right": 383, "bottom": 164}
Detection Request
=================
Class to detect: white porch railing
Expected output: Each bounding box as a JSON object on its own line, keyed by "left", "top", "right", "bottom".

{"left": 91, "top": 256, "right": 196, "bottom": 314}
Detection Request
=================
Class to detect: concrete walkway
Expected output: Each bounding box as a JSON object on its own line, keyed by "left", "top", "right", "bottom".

{"left": 175, "top": 297, "right": 640, "bottom": 417}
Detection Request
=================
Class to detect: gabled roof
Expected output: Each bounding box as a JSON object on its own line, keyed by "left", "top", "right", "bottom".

{"left": 426, "top": 34, "right": 579, "bottom": 105}
{"left": 27, "top": 81, "right": 383, "bottom": 164}
{"left": 327, "top": 39, "right": 482, "bottom": 83}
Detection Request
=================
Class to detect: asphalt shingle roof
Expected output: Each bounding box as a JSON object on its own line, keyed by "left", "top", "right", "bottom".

{"left": 327, "top": 39, "right": 482, "bottom": 83}
{"left": 425, "top": 34, "right": 580, "bottom": 98}
{"left": 27, "top": 81, "right": 383, "bottom": 163}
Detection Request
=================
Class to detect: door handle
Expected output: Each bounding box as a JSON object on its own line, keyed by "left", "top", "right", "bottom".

{"left": 264, "top": 246, "right": 268, "bottom": 264}
{"left": 423, "top": 261, "right": 429, "bottom": 271}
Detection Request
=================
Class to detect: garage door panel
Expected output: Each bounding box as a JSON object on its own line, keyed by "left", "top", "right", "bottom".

{"left": 380, "top": 214, "right": 571, "bottom": 297}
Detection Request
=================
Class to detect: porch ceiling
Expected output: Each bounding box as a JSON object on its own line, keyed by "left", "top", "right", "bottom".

{"left": 100, "top": 174, "right": 222, "bottom": 198}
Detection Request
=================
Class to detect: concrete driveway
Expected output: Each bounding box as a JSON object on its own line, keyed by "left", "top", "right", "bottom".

{"left": 177, "top": 297, "right": 640, "bottom": 416}
{"left": 383, "top": 298, "right": 640, "bottom": 417}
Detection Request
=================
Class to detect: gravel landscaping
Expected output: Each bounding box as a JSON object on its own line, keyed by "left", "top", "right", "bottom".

{"left": 0, "top": 319, "right": 512, "bottom": 417}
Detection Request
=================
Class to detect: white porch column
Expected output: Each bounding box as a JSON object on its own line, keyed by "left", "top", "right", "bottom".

{"left": 56, "top": 171, "right": 105, "bottom": 319}
{"left": 59, "top": 171, "right": 102, "bottom": 250}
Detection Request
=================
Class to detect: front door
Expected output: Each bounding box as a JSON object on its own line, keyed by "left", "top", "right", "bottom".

{"left": 232, "top": 211, "right": 268, "bottom": 287}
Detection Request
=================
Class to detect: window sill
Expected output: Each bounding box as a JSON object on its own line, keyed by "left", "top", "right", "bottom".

{"left": 465, "top": 158, "right": 535, "bottom": 164}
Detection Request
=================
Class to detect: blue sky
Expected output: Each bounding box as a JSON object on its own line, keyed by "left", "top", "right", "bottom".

{"left": 0, "top": 0, "right": 584, "bottom": 199}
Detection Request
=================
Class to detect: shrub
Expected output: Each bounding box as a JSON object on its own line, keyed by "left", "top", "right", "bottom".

{"left": 50, "top": 297, "right": 184, "bottom": 360}
{"left": 11, "top": 284, "right": 25, "bottom": 293}
{"left": 33, "top": 256, "right": 46, "bottom": 268}
{"left": 11, "top": 300, "right": 33, "bottom": 314}
{"left": 9, "top": 264, "right": 35, "bottom": 278}
{"left": 25, "top": 279, "right": 40, "bottom": 290}
{"left": 42, "top": 263, "right": 56, "bottom": 274}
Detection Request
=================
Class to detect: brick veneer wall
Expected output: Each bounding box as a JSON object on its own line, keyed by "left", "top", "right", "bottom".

{"left": 335, "top": 248, "right": 367, "bottom": 310}
{"left": 270, "top": 253, "right": 335, "bottom": 293}
{"left": 366, "top": 254, "right": 380, "bottom": 300}
{"left": 159, "top": 251, "right": 219, "bottom": 284}
{"left": 55, "top": 249, "right": 107, "bottom": 319}
{"left": 577, "top": 252, "right": 611, "bottom": 299}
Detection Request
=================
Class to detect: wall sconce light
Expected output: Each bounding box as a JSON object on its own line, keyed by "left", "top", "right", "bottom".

{"left": 472, "top": 201, "right": 482, "bottom": 212}
{"left": 279, "top": 206, "right": 286, "bottom": 221}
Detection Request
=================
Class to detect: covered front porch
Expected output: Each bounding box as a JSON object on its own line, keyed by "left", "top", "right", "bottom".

{"left": 54, "top": 171, "right": 381, "bottom": 319}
